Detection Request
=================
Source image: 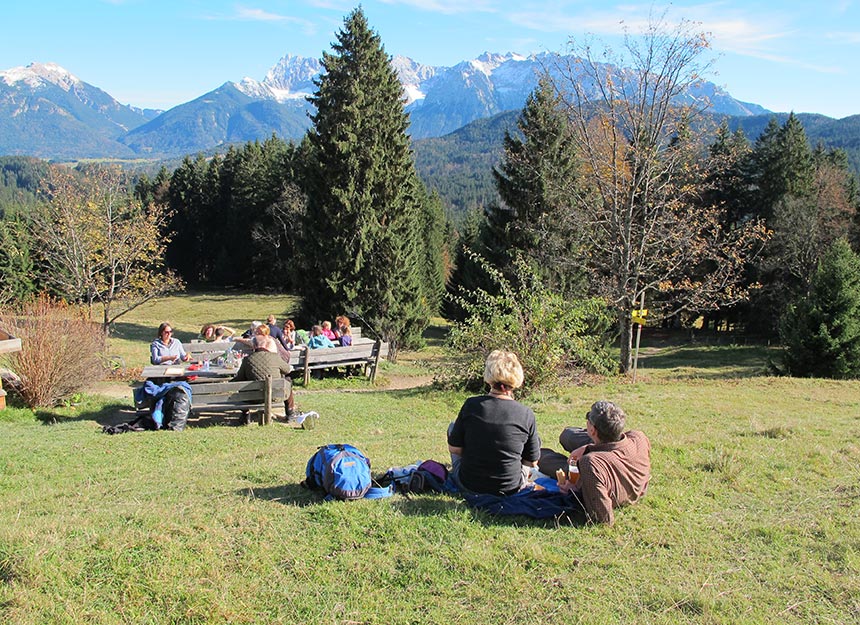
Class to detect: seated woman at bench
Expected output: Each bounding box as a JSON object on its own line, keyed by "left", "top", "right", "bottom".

{"left": 334, "top": 315, "right": 353, "bottom": 347}
{"left": 150, "top": 322, "right": 192, "bottom": 365}
{"left": 199, "top": 323, "right": 236, "bottom": 342}
{"left": 321, "top": 320, "right": 338, "bottom": 341}
{"left": 284, "top": 319, "right": 297, "bottom": 349}
{"left": 236, "top": 322, "right": 293, "bottom": 363}
{"left": 231, "top": 335, "right": 299, "bottom": 422}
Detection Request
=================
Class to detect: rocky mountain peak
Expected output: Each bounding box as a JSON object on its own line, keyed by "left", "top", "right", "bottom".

{"left": 1, "top": 62, "right": 81, "bottom": 91}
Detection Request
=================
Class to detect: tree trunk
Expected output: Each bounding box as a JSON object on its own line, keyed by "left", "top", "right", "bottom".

{"left": 619, "top": 310, "right": 633, "bottom": 374}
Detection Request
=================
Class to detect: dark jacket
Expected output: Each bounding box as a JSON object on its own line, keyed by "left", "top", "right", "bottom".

{"left": 231, "top": 350, "right": 292, "bottom": 382}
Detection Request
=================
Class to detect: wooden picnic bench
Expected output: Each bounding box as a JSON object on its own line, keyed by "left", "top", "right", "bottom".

{"left": 292, "top": 338, "right": 389, "bottom": 386}
{"left": 135, "top": 375, "right": 288, "bottom": 426}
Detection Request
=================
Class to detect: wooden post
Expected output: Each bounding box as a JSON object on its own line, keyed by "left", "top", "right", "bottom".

{"left": 263, "top": 375, "right": 273, "bottom": 425}
{"left": 302, "top": 348, "right": 311, "bottom": 386}
{"left": 369, "top": 340, "right": 383, "bottom": 383}
{"left": 632, "top": 291, "right": 646, "bottom": 383}
{"left": 0, "top": 336, "right": 23, "bottom": 411}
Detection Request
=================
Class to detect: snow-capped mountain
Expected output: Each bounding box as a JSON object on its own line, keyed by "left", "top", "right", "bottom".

{"left": 0, "top": 62, "right": 159, "bottom": 158}
{"left": 0, "top": 53, "right": 771, "bottom": 160}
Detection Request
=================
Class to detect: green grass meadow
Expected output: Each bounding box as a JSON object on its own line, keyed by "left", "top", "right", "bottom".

{"left": 1, "top": 295, "right": 859, "bottom": 624}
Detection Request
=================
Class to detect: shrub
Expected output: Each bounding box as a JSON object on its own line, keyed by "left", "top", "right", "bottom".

{"left": 779, "top": 238, "right": 860, "bottom": 378}
{"left": 444, "top": 253, "right": 614, "bottom": 394}
{"left": 0, "top": 294, "right": 106, "bottom": 408}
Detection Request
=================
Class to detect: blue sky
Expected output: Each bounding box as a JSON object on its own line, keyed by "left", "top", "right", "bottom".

{"left": 3, "top": 0, "right": 860, "bottom": 118}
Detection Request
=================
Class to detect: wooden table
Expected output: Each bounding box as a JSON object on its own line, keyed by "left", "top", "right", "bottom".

{"left": 140, "top": 363, "right": 239, "bottom": 381}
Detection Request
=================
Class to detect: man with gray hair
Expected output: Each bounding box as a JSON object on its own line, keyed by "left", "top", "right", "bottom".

{"left": 538, "top": 400, "right": 651, "bottom": 525}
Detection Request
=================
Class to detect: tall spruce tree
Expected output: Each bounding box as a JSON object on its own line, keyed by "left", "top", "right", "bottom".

{"left": 490, "top": 76, "right": 583, "bottom": 294}
{"left": 302, "top": 8, "right": 437, "bottom": 355}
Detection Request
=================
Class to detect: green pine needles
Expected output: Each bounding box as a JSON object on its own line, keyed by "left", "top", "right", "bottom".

{"left": 780, "top": 238, "right": 860, "bottom": 378}
{"left": 302, "top": 8, "right": 441, "bottom": 357}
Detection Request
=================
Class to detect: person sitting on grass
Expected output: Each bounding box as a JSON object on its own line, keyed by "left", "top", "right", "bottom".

{"left": 537, "top": 400, "right": 651, "bottom": 525}
{"left": 447, "top": 350, "right": 540, "bottom": 496}
{"left": 306, "top": 324, "right": 336, "bottom": 349}
{"left": 230, "top": 335, "right": 300, "bottom": 424}
{"left": 150, "top": 322, "right": 191, "bottom": 365}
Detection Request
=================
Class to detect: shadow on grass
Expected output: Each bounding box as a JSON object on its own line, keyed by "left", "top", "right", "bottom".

{"left": 246, "top": 484, "right": 586, "bottom": 527}
{"left": 30, "top": 400, "right": 247, "bottom": 430}
{"left": 422, "top": 322, "right": 449, "bottom": 347}
{"left": 239, "top": 484, "right": 321, "bottom": 508}
{"left": 637, "top": 344, "right": 776, "bottom": 379}
{"left": 394, "top": 494, "right": 586, "bottom": 528}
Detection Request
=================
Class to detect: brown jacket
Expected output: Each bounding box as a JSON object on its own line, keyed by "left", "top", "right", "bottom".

{"left": 578, "top": 430, "right": 651, "bottom": 525}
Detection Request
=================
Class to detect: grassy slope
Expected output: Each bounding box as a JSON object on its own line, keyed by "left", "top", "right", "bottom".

{"left": 1, "top": 296, "right": 859, "bottom": 625}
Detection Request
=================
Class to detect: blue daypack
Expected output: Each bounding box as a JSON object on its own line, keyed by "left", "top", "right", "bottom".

{"left": 303, "top": 444, "right": 394, "bottom": 501}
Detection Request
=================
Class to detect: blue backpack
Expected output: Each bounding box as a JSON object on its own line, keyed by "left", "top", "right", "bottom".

{"left": 303, "top": 444, "right": 394, "bottom": 500}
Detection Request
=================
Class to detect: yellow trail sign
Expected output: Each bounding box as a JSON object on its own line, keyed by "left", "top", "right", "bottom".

{"left": 631, "top": 309, "right": 648, "bottom": 325}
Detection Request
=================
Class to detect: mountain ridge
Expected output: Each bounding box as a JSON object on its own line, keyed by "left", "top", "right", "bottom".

{"left": 0, "top": 53, "right": 851, "bottom": 163}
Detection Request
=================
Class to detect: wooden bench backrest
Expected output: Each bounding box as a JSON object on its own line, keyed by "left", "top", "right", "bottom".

{"left": 189, "top": 377, "right": 287, "bottom": 402}
{"left": 185, "top": 340, "right": 236, "bottom": 357}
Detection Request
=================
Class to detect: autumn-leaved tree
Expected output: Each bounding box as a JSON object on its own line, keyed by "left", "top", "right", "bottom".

{"left": 31, "top": 165, "right": 183, "bottom": 334}
{"left": 550, "top": 16, "right": 767, "bottom": 372}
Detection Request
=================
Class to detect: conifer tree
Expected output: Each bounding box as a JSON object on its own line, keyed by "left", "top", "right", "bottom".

{"left": 302, "top": 8, "right": 438, "bottom": 354}
{"left": 490, "top": 76, "right": 583, "bottom": 294}
{"left": 780, "top": 238, "right": 860, "bottom": 378}
{"left": 0, "top": 217, "right": 35, "bottom": 306}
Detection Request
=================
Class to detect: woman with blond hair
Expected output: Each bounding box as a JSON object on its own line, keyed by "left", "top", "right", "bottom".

{"left": 447, "top": 350, "right": 540, "bottom": 495}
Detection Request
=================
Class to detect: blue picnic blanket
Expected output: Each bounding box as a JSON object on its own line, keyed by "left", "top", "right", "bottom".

{"left": 462, "top": 481, "right": 585, "bottom": 519}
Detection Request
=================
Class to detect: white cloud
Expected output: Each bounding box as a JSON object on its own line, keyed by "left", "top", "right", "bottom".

{"left": 234, "top": 7, "right": 291, "bottom": 21}
{"left": 377, "top": 0, "right": 497, "bottom": 15}
{"left": 502, "top": 2, "right": 848, "bottom": 76}
{"left": 200, "top": 5, "right": 317, "bottom": 33}
{"left": 825, "top": 30, "right": 860, "bottom": 44}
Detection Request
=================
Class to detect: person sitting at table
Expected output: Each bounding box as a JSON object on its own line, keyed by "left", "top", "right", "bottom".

{"left": 284, "top": 319, "right": 297, "bottom": 349}
{"left": 237, "top": 321, "right": 294, "bottom": 362}
{"left": 266, "top": 315, "right": 290, "bottom": 351}
{"left": 199, "top": 323, "right": 236, "bottom": 342}
{"left": 307, "top": 324, "right": 336, "bottom": 349}
{"left": 241, "top": 321, "right": 263, "bottom": 339}
{"left": 150, "top": 322, "right": 191, "bottom": 365}
{"left": 321, "top": 320, "right": 337, "bottom": 341}
{"left": 231, "top": 335, "right": 298, "bottom": 423}
{"left": 334, "top": 315, "right": 353, "bottom": 347}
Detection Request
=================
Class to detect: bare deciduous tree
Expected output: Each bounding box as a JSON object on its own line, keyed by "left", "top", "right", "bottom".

{"left": 550, "top": 16, "right": 767, "bottom": 373}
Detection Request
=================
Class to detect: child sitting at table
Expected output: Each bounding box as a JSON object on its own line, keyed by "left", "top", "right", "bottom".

{"left": 321, "top": 320, "right": 337, "bottom": 341}
{"left": 307, "top": 325, "right": 336, "bottom": 349}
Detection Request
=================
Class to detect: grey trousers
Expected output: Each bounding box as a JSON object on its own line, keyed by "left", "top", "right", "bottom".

{"left": 537, "top": 427, "right": 592, "bottom": 476}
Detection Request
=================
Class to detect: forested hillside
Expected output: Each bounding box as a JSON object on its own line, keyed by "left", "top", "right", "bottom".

{"left": 413, "top": 111, "right": 860, "bottom": 217}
